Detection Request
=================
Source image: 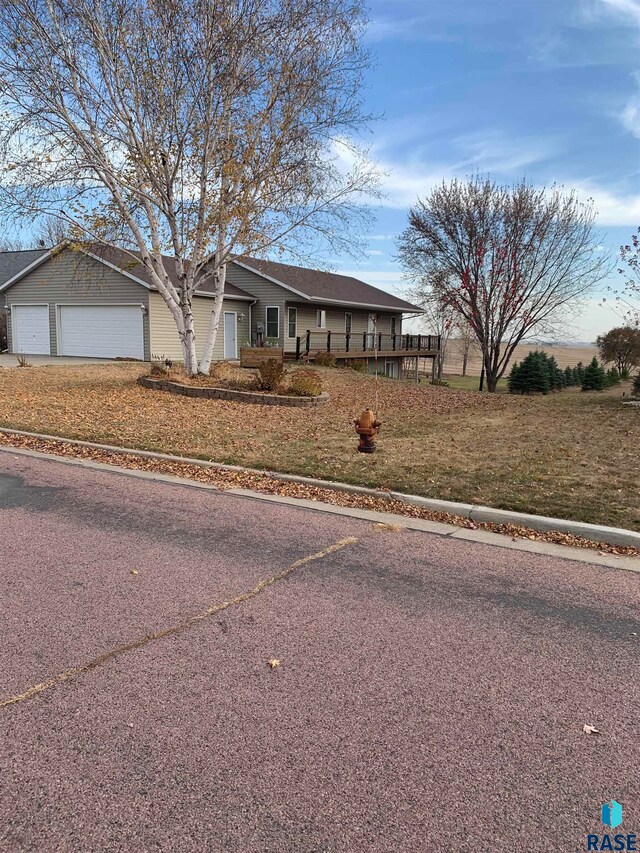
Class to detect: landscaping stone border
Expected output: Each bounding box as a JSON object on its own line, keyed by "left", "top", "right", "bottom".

{"left": 138, "top": 375, "right": 329, "bottom": 407}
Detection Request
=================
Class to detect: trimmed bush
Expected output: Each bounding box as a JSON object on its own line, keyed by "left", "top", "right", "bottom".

{"left": 313, "top": 351, "right": 337, "bottom": 368}
{"left": 255, "top": 358, "right": 286, "bottom": 392}
{"left": 288, "top": 368, "right": 323, "bottom": 397}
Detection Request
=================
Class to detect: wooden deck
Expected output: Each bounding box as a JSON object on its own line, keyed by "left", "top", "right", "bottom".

{"left": 290, "top": 332, "right": 442, "bottom": 361}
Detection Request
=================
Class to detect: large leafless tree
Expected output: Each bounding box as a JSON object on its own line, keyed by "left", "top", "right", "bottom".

{"left": 398, "top": 177, "right": 610, "bottom": 391}
{"left": 0, "top": 0, "right": 377, "bottom": 374}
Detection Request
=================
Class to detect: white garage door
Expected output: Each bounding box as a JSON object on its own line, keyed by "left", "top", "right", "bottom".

{"left": 12, "top": 304, "right": 50, "bottom": 355}
{"left": 58, "top": 305, "right": 144, "bottom": 359}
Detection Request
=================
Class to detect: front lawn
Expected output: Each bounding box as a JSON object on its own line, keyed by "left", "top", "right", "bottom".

{"left": 0, "top": 363, "right": 638, "bottom": 530}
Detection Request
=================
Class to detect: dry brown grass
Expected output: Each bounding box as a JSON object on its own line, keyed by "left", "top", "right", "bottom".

{"left": 0, "top": 362, "right": 638, "bottom": 530}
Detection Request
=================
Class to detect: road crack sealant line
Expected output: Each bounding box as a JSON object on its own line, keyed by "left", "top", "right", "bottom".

{"left": 0, "top": 536, "right": 359, "bottom": 711}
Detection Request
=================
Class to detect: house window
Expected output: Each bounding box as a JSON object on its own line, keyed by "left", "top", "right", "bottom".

{"left": 345, "top": 312, "right": 352, "bottom": 334}
{"left": 316, "top": 309, "right": 326, "bottom": 329}
{"left": 390, "top": 316, "right": 397, "bottom": 336}
{"left": 265, "top": 306, "right": 279, "bottom": 340}
{"left": 287, "top": 306, "right": 297, "bottom": 338}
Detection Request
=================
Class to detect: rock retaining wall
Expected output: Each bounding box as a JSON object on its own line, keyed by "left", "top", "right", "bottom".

{"left": 138, "top": 376, "right": 329, "bottom": 407}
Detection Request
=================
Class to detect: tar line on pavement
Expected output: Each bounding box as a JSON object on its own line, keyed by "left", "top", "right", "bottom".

{"left": 0, "top": 535, "right": 360, "bottom": 711}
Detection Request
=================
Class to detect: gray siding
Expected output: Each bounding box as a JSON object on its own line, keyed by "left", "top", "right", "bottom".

{"left": 5, "top": 249, "right": 150, "bottom": 359}
{"left": 227, "top": 263, "right": 404, "bottom": 348}
{"left": 148, "top": 292, "right": 251, "bottom": 362}
{"left": 285, "top": 303, "right": 402, "bottom": 350}
{"left": 226, "top": 264, "right": 291, "bottom": 345}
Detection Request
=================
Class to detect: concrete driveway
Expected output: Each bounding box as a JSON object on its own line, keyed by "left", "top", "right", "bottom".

{"left": 1, "top": 450, "right": 638, "bottom": 852}
{"left": 0, "top": 354, "right": 125, "bottom": 367}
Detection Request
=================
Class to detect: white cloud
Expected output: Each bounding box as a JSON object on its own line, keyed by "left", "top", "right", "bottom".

{"left": 599, "top": 0, "right": 640, "bottom": 23}
{"left": 449, "top": 130, "right": 563, "bottom": 174}
{"left": 617, "top": 74, "right": 640, "bottom": 137}
{"left": 571, "top": 182, "right": 640, "bottom": 225}
{"left": 365, "top": 16, "right": 457, "bottom": 44}
{"left": 619, "top": 95, "right": 640, "bottom": 137}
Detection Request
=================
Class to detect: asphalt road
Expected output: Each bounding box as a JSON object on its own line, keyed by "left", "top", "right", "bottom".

{"left": 0, "top": 451, "right": 638, "bottom": 853}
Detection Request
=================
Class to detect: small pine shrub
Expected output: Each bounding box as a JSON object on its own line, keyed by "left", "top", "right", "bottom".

{"left": 507, "top": 361, "right": 522, "bottom": 393}
{"left": 606, "top": 367, "right": 621, "bottom": 386}
{"left": 620, "top": 367, "right": 630, "bottom": 381}
{"left": 581, "top": 357, "right": 607, "bottom": 391}
{"left": 349, "top": 360, "right": 367, "bottom": 372}
{"left": 515, "top": 351, "right": 550, "bottom": 394}
{"left": 255, "top": 358, "right": 286, "bottom": 392}
{"left": 633, "top": 373, "right": 640, "bottom": 395}
{"left": 564, "top": 366, "right": 574, "bottom": 386}
{"left": 313, "top": 351, "right": 337, "bottom": 368}
{"left": 288, "top": 368, "right": 323, "bottom": 397}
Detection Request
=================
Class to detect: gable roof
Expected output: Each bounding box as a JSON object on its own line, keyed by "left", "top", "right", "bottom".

{"left": 0, "top": 243, "right": 256, "bottom": 301}
{"left": 0, "top": 248, "right": 50, "bottom": 288}
{"left": 88, "top": 244, "right": 257, "bottom": 301}
{"left": 235, "top": 256, "right": 422, "bottom": 312}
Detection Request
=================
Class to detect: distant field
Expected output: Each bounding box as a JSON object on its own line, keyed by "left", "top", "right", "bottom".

{"left": 440, "top": 341, "right": 598, "bottom": 377}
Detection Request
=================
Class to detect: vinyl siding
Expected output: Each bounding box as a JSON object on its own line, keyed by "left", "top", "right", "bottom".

{"left": 285, "top": 303, "right": 402, "bottom": 348}
{"left": 226, "top": 263, "right": 406, "bottom": 349}
{"left": 226, "top": 264, "right": 291, "bottom": 345}
{"left": 4, "top": 249, "right": 150, "bottom": 359}
{"left": 148, "top": 292, "right": 250, "bottom": 362}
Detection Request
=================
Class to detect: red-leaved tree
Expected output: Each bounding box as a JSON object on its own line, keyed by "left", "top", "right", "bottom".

{"left": 399, "top": 177, "right": 610, "bottom": 391}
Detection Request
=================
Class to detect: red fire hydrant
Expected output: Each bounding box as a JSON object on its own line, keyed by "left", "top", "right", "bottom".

{"left": 354, "top": 409, "right": 381, "bottom": 453}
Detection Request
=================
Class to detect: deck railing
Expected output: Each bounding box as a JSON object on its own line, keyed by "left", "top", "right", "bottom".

{"left": 293, "top": 331, "right": 441, "bottom": 360}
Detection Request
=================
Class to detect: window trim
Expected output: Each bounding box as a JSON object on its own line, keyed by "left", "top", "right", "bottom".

{"left": 287, "top": 306, "right": 297, "bottom": 338}
{"left": 316, "top": 309, "right": 327, "bottom": 329}
{"left": 344, "top": 312, "right": 352, "bottom": 334}
{"left": 265, "top": 305, "right": 280, "bottom": 340}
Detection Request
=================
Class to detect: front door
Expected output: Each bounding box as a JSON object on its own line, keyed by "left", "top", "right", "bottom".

{"left": 367, "top": 313, "right": 377, "bottom": 349}
{"left": 223, "top": 311, "right": 237, "bottom": 359}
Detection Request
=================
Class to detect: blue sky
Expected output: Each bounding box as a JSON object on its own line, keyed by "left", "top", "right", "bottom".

{"left": 335, "top": 0, "right": 640, "bottom": 340}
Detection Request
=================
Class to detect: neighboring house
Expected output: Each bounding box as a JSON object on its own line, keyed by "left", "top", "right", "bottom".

{"left": 0, "top": 244, "right": 437, "bottom": 376}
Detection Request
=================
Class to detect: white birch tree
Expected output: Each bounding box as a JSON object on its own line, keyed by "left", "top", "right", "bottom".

{"left": 0, "top": 0, "right": 377, "bottom": 373}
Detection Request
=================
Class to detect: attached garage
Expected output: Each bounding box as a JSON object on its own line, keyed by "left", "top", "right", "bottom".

{"left": 57, "top": 304, "right": 145, "bottom": 360}
{"left": 11, "top": 304, "right": 50, "bottom": 355}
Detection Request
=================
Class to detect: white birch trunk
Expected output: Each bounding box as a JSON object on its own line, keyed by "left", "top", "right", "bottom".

{"left": 197, "top": 264, "right": 227, "bottom": 374}
{"left": 180, "top": 299, "right": 198, "bottom": 375}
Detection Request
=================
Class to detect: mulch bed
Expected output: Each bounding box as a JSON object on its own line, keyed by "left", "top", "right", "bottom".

{"left": 0, "top": 430, "right": 637, "bottom": 559}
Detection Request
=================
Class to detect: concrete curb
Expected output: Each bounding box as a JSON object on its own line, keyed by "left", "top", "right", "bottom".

{"left": 1, "top": 425, "right": 639, "bottom": 549}
{"left": 2, "top": 444, "right": 639, "bottom": 573}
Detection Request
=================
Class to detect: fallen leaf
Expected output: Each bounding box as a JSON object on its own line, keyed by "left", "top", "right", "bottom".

{"left": 582, "top": 724, "right": 600, "bottom": 735}
{"left": 268, "top": 658, "right": 280, "bottom": 670}
{"left": 373, "top": 522, "right": 404, "bottom": 532}
{"left": 130, "top": 569, "right": 139, "bottom": 576}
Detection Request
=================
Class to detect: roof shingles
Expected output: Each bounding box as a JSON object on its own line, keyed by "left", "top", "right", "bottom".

{"left": 237, "top": 256, "right": 421, "bottom": 312}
